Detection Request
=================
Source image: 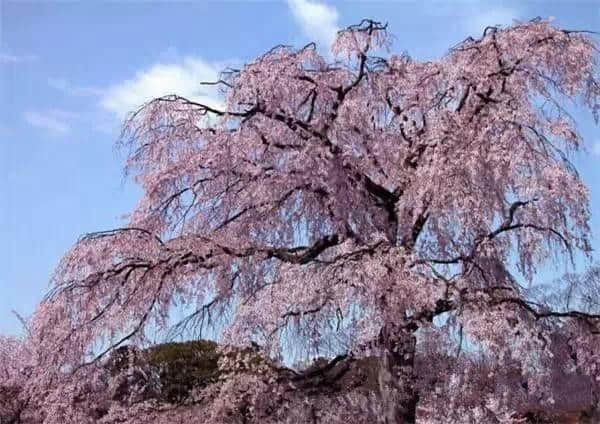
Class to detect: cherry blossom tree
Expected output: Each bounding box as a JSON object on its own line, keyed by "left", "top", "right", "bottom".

{"left": 0, "top": 335, "right": 31, "bottom": 423}
{"left": 5, "top": 18, "right": 600, "bottom": 423}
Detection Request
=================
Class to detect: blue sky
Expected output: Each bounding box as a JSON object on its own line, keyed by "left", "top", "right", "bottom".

{"left": 1, "top": 0, "right": 598, "bottom": 335}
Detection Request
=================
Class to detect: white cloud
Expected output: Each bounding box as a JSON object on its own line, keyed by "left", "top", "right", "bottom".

{"left": 465, "top": 7, "right": 519, "bottom": 37}
{"left": 287, "top": 0, "right": 340, "bottom": 50}
{"left": 100, "top": 58, "right": 223, "bottom": 120}
{"left": 24, "top": 110, "right": 77, "bottom": 136}
{"left": 0, "top": 53, "right": 37, "bottom": 64}
{"left": 48, "top": 77, "right": 102, "bottom": 97}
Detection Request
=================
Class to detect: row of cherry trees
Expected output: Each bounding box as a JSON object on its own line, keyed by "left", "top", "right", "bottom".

{"left": 2, "top": 18, "right": 600, "bottom": 423}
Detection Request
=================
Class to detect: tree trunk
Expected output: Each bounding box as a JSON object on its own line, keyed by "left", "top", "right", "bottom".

{"left": 377, "top": 321, "right": 419, "bottom": 424}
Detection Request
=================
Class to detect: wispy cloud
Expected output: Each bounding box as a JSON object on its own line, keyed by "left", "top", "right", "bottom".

{"left": 465, "top": 7, "right": 519, "bottom": 36}
{"left": 48, "top": 77, "right": 102, "bottom": 97}
{"left": 287, "top": 0, "right": 340, "bottom": 50}
{"left": 24, "top": 110, "right": 77, "bottom": 136}
{"left": 100, "top": 57, "right": 223, "bottom": 120}
{"left": 0, "top": 53, "right": 37, "bottom": 64}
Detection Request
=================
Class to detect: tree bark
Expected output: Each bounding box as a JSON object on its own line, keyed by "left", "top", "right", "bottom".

{"left": 377, "top": 321, "right": 419, "bottom": 424}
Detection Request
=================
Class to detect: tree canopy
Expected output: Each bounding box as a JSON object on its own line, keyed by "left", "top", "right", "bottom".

{"left": 2, "top": 18, "right": 600, "bottom": 424}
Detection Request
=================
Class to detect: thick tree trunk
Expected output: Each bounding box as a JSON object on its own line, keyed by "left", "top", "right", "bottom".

{"left": 377, "top": 321, "right": 419, "bottom": 424}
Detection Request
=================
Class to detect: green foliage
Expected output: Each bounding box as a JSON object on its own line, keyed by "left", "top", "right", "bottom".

{"left": 146, "top": 340, "right": 221, "bottom": 403}
{"left": 106, "top": 340, "right": 274, "bottom": 404}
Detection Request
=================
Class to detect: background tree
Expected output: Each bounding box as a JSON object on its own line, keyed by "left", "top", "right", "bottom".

{"left": 7, "top": 18, "right": 600, "bottom": 423}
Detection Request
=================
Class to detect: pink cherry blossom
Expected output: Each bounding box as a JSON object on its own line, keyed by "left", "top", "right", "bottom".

{"left": 3, "top": 18, "right": 600, "bottom": 423}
